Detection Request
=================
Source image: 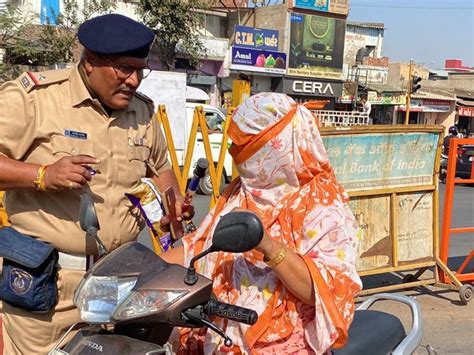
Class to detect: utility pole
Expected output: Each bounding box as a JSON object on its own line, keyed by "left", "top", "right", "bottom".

{"left": 404, "top": 59, "right": 413, "bottom": 125}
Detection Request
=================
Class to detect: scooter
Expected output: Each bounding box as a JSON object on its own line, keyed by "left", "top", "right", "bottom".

{"left": 50, "top": 193, "right": 263, "bottom": 354}
{"left": 50, "top": 193, "right": 424, "bottom": 355}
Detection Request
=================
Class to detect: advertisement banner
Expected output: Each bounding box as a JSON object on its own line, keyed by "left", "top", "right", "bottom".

{"left": 291, "top": 0, "right": 349, "bottom": 15}
{"left": 230, "top": 46, "right": 287, "bottom": 74}
{"left": 288, "top": 13, "right": 346, "bottom": 80}
{"left": 459, "top": 106, "right": 474, "bottom": 117}
{"left": 234, "top": 25, "right": 279, "bottom": 51}
{"left": 422, "top": 99, "right": 451, "bottom": 112}
{"left": 322, "top": 132, "right": 439, "bottom": 191}
{"left": 368, "top": 91, "right": 406, "bottom": 105}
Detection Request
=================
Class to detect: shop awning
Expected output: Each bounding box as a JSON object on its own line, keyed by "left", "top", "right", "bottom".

{"left": 457, "top": 98, "right": 474, "bottom": 107}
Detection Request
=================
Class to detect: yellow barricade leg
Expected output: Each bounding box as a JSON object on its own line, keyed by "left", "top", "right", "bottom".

{"left": 0, "top": 191, "right": 9, "bottom": 227}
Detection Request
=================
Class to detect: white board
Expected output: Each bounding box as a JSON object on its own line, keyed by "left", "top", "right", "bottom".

{"left": 139, "top": 71, "right": 187, "bottom": 150}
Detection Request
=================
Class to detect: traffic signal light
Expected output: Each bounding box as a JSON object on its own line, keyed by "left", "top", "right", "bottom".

{"left": 411, "top": 76, "right": 422, "bottom": 93}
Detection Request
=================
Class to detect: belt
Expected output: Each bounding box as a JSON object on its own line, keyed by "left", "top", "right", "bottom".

{"left": 57, "top": 252, "right": 96, "bottom": 271}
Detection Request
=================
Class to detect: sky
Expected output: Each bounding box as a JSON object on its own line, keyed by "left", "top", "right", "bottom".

{"left": 347, "top": 0, "right": 474, "bottom": 69}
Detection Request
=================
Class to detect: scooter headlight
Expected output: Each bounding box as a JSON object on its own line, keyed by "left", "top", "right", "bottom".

{"left": 112, "top": 289, "right": 188, "bottom": 321}
{"left": 74, "top": 275, "right": 138, "bottom": 324}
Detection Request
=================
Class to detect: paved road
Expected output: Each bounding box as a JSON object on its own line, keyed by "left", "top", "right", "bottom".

{"left": 138, "top": 183, "right": 474, "bottom": 353}
{"left": 140, "top": 183, "right": 474, "bottom": 260}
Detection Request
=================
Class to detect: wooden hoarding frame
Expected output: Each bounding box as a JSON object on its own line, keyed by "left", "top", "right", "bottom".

{"left": 320, "top": 125, "right": 463, "bottom": 295}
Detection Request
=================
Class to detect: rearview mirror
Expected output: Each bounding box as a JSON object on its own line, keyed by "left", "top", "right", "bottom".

{"left": 211, "top": 211, "right": 264, "bottom": 253}
{"left": 79, "top": 193, "right": 108, "bottom": 257}
{"left": 184, "top": 211, "right": 264, "bottom": 285}
{"left": 79, "top": 193, "right": 100, "bottom": 233}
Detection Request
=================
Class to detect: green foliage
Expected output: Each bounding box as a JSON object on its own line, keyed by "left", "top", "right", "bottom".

{"left": 0, "top": 7, "right": 41, "bottom": 64}
{"left": 0, "top": 0, "right": 116, "bottom": 67}
{"left": 39, "top": 0, "right": 117, "bottom": 64}
{"left": 137, "top": 0, "right": 211, "bottom": 70}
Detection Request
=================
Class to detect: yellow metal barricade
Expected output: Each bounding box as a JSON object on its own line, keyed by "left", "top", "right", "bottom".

{"left": 0, "top": 191, "right": 9, "bottom": 227}
{"left": 156, "top": 105, "right": 233, "bottom": 209}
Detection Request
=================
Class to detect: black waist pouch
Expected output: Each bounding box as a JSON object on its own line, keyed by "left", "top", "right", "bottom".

{"left": 0, "top": 227, "right": 58, "bottom": 312}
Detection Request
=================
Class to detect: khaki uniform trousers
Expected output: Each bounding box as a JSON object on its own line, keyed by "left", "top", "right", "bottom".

{"left": 2, "top": 268, "right": 85, "bottom": 355}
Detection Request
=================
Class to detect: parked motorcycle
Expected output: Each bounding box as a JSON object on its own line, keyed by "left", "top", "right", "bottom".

{"left": 50, "top": 193, "right": 424, "bottom": 355}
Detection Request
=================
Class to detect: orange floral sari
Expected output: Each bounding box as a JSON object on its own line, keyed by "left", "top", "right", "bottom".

{"left": 175, "top": 93, "right": 361, "bottom": 354}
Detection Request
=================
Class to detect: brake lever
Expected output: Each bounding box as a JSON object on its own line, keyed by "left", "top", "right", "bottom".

{"left": 181, "top": 307, "right": 233, "bottom": 347}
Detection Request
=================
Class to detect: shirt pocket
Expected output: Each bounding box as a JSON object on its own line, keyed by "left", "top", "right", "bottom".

{"left": 51, "top": 136, "right": 95, "bottom": 157}
{"left": 126, "top": 144, "right": 150, "bottom": 178}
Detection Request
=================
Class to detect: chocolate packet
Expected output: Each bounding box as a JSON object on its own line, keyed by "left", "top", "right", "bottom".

{"left": 125, "top": 178, "right": 172, "bottom": 254}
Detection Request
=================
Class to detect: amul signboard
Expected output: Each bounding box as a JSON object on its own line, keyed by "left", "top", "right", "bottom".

{"left": 322, "top": 131, "right": 439, "bottom": 191}
{"left": 288, "top": 13, "right": 346, "bottom": 79}
{"left": 230, "top": 47, "right": 287, "bottom": 74}
{"left": 290, "top": 0, "right": 349, "bottom": 16}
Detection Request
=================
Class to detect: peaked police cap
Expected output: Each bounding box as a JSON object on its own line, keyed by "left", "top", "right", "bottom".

{"left": 78, "top": 14, "right": 155, "bottom": 58}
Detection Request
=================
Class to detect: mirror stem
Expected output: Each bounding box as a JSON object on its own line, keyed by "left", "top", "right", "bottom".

{"left": 184, "top": 248, "right": 213, "bottom": 285}
{"left": 88, "top": 227, "right": 108, "bottom": 257}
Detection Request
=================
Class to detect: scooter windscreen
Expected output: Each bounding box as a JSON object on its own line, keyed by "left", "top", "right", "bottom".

{"left": 73, "top": 242, "right": 190, "bottom": 324}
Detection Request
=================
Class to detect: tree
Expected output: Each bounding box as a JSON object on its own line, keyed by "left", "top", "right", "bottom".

{"left": 39, "top": 0, "right": 116, "bottom": 65}
{"left": 0, "top": 6, "right": 41, "bottom": 64}
{"left": 137, "top": 0, "right": 213, "bottom": 71}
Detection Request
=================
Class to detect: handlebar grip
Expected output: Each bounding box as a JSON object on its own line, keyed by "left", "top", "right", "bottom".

{"left": 205, "top": 299, "right": 258, "bottom": 325}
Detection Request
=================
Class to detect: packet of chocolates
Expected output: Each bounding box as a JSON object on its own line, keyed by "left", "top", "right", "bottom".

{"left": 125, "top": 178, "right": 172, "bottom": 254}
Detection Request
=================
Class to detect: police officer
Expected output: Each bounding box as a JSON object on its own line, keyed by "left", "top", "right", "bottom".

{"left": 0, "top": 14, "right": 190, "bottom": 354}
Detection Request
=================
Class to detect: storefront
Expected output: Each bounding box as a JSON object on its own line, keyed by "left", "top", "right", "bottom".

{"left": 457, "top": 105, "right": 474, "bottom": 136}
{"left": 366, "top": 90, "right": 406, "bottom": 124}
{"left": 395, "top": 97, "right": 456, "bottom": 129}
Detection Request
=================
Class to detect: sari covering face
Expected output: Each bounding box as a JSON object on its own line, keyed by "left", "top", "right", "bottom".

{"left": 176, "top": 93, "right": 362, "bottom": 354}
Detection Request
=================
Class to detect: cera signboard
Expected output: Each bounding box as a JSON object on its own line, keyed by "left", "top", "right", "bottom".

{"left": 234, "top": 25, "right": 279, "bottom": 51}
{"left": 279, "top": 77, "right": 343, "bottom": 98}
{"left": 230, "top": 46, "right": 287, "bottom": 74}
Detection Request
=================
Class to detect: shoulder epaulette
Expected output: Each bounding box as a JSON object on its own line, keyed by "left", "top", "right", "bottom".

{"left": 17, "top": 69, "right": 70, "bottom": 93}
{"left": 135, "top": 91, "right": 154, "bottom": 105}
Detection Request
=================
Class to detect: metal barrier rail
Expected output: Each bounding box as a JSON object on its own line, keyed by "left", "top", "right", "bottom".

{"left": 312, "top": 110, "right": 370, "bottom": 127}
{"left": 156, "top": 105, "right": 233, "bottom": 208}
{"left": 438, "top": 137, "right": 474, "bottom": 302}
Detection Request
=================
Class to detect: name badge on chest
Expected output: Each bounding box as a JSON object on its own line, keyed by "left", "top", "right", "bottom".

{"left": 64, "top": 129, "right": 88, "bottom": 140}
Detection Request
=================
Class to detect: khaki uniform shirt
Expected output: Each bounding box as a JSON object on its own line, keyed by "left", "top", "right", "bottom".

{"left": 0, "top": 65, "right": 171, "bottom": 255}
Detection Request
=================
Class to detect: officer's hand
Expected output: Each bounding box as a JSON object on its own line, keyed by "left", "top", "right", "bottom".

{"left": 160, "top": 195, "right": 195, "bottom": 226}
{"left": 44, "top": 155, "right": 100, "bottom": 191}
{"left": 175, "top": 195, "right": 195, "bottom": 222}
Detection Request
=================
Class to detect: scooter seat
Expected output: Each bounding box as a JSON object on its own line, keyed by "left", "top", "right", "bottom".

{"left": 332, "top": 310, "right": 406, "bottom": 355}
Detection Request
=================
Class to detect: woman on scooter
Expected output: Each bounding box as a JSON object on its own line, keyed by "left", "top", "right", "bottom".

{"left": 163, "top": 93, "right": 362, "bottom": 353}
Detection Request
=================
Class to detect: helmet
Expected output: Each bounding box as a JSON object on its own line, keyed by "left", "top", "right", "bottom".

{"left": 449, "top": 126, "right": 458, "bottom": 136}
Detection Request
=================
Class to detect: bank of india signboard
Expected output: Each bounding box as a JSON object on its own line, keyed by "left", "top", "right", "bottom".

{"left": 281, "top": 77, "right": 343, "bottom": 98}
{"left": 322, "top": 131, "right": 439, "bottom": 191}
{"left": 321, "top": 127, "right": 443, "bottom": 273}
